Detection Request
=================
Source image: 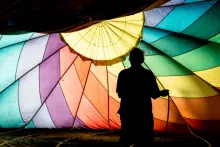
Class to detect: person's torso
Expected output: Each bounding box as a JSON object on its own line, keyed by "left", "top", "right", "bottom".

{"left": 119, "top": 67, "right": 154, "bottom": 115}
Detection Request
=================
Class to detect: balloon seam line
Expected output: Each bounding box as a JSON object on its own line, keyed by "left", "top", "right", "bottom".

{"left": 83, "top": 92, "right": 109, "bottom": 123}
{"left": 20, "top": 51, "right": 77, "bottom": 129}
{"left": 83, "top": 25, "right": 99, "bottom": 58}
{"left": 71, "top": 62, "right": 92, "bottom": 129}
{"left": 141, "top": 32, "right": 170, "bottom": 47}
{"left": 0, "top": 33, "right": 48, "bottom": 50}
{"left": 106, "top": 66, "right": 111, "bottom": 130}
{"left": 160, "top": 0, "right": 214, "bottom": 7}
{"left": 144, "top": 62, "right": 212, "bottom": 147}
{"left": 17, "top": 80, "right": 26, "bottom": 125}
{"left": 0, "top": 44, "right": 66, "bottom": 94}
{"left": 180, "top": 0, "right": 217, "bottom": 33}
{"left": 145, "top": 42, "right": 220, "bottom": 94}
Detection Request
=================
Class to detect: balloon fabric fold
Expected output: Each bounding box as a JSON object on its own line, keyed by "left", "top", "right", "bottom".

{"left": 0, "top": 0, "right": 220, "bottom": 144}
{"left": 0, "top": 0, "right": 166, "bottom": 34}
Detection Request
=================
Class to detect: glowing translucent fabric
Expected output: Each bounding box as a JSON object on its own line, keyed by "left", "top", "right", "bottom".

{"left": 61, "top": 12, "right": 144, "bottom": 62}
{"left": 0, "top": 0, "right": 220, "bottom": 142}
{"left": 141, "top": 0, "right": 220, "bottom": 137}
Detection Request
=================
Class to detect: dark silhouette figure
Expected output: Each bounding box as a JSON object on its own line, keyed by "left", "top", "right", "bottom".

{"left": 116, "top": 48, "right": 169, "bottom": 147}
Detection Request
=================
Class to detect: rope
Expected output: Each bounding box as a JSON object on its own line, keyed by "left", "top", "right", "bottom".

{"left": 56, "top": 131, "right": 111, "bottom": 147}
{"left": 165, "top": 94, "right": 171, "bottom": 142}
{"left": 143, "top": 62, "right": 212, "bottom": 146}
{"left": 0, "top": 132, "right": 43, "bottom": 146}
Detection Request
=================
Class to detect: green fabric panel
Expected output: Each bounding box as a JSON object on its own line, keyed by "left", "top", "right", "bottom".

{"left": 0, "top": 42, "right": 24, "bottom": 92}
{"left": 174, "top": 42, "right": 220, "bottom": 71}
{"left": 0, "top": 33, "right": 33, "bottom": 49}
{"left": 25, "top": 121, "right": 35, "bottom": 128}
{"left": 182, "top": 1, "right": 220, "bottom": 40}
{"left": 209, "top": 33, "right": 220, "bottom": 43}
{"left": 0, "top": 81, "right": 25, "bottom": 128}
{"left": 137, "top": 41, "right": 161, "bottom": 56}
{"left": 185, "top": 0, "right": 206, "bottom": 3}
{"left": 141, "top": 26, "right": 171, "bottom": 43}
{"left": 156, "top": 1, "right": 215, "bottom": 33}
{"left": 151, "top": 33, "right": 208, "bottom": 57}
{"left": 144, "top": 55, "right": 192, "bottom": 76}
{"left": 122, "top": 56, "right": 131, "bottom": 68}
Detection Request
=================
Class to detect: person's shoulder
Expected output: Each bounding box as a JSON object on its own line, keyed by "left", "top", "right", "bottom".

{"left": 141, "top": 67, "right": 151, "bottom": 72}
{"left": 142, "top": 68, "right": 154, "bottom": 75}
{"left": 118, "top": 68, "right": 128, "bottom": 76}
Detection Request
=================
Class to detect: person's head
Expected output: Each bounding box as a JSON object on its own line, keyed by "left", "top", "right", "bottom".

{"left": 129, "top": 48, "right": 144, "bottom": 66}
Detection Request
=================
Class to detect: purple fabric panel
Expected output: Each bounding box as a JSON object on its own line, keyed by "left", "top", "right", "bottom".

{"left": 40, "top": 51, "right": 60, "bottom": 102}
{"left": 162, "top": 0, "right": 185, "bottom": 6}
{"left": 144, "top": 6, "right": 175, "bottom": 27}
{"left": 46, "top": 83, "right": 74, "bottom": 128}
{"left": 73, "top": 116, "right": 88, "bottom": 129}
{"left": 43, "top": 34, "right": 66, "bottom": 60}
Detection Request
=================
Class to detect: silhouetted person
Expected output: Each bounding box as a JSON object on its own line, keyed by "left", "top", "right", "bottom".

{"left": 116, "top": 48, "right": 169, "bottom": 147}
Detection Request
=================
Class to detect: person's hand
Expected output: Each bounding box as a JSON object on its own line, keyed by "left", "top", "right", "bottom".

{"left": 160, "top": 89, "right": 169, "bottom": 97}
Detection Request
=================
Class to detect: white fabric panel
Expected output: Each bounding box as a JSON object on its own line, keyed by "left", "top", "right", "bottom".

{"left": 19, "top": 66, "right": 56, "bottom": 128}
{"left": 33, "top": 104, "right": 56, "bottom": 128}
{"left": 16, "top": 35, "right": 50, "bottom": 79}
{"left": 162, "top": 0, "right": 185, "bottom": 6}
{"left": 144, "top": 7, "right": 174, "bottom": 27}
{"left": 19, "top": 66, "right": 42, "bottom": 123}
{"left": 31, "top": 33, "right": 46, "bottom": 39}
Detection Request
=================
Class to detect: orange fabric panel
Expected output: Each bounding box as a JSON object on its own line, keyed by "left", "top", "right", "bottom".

{"left": 108, "top": 72, "right": 120, "bottom": 102}
{"left": 77, "top": 95, "right": 109, "bottom": 129}
{"left": 84, "top": 71, "right": 108, "bottom": 120}
{"left": 74, "top": 56, "right": 91, "bottom": 88}
{"left": 90, "top": 64, "right": 108, "bottom": 89}
{"left": 172, "top": 94, "right": 220, "bottom": 120}
{"left": 154, "top": 118, "right": 190, "bottom": 135}
{"left": 185, "top": 118, "right": 220, "bottom": 136}
{"left": 109, "top": 96, "right": 121, "bottom": 127}
{"left": 60, "top": 64, "right": 83, "bottom": 117}
{"left": 60, "top": 46, "right": 77, "bottom": 75}
{"left": 154, "top": 118, "right": 166, "bottom": 133}
{"left": 152, "top": 98, "right": 185, "bottom": 124}
{"left": 110, "top": 120, "right": 120, "bottom": 130}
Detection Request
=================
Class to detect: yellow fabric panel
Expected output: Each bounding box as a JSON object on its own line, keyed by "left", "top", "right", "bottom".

{"left": 110, "top": 12, "right": 143, "bottom": 22}
{"left": 194, "top": 66, "right": 220, "bottom": 88}
{"left": 156, "top": 78, "right": 164, "bottom": 91}
{"left": 90, "top": 64, "right": 108, "bottom": 90}
{"left": 61, "top": 12, "right": 144, "bottom": 61}
{"left": 155, "top": 78, "right": 168, "bottom": 99}
{"left": 108, "top": 72, "right": 120, "bottom": 102}
{"left": 107, "top": 21, "right": 143, "bottom": 38}
{"left": 158, "top": 75, "right": 218, "bottom": 98}
{"left": 107, "top": 62, "right": 125, "bottom": 77}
